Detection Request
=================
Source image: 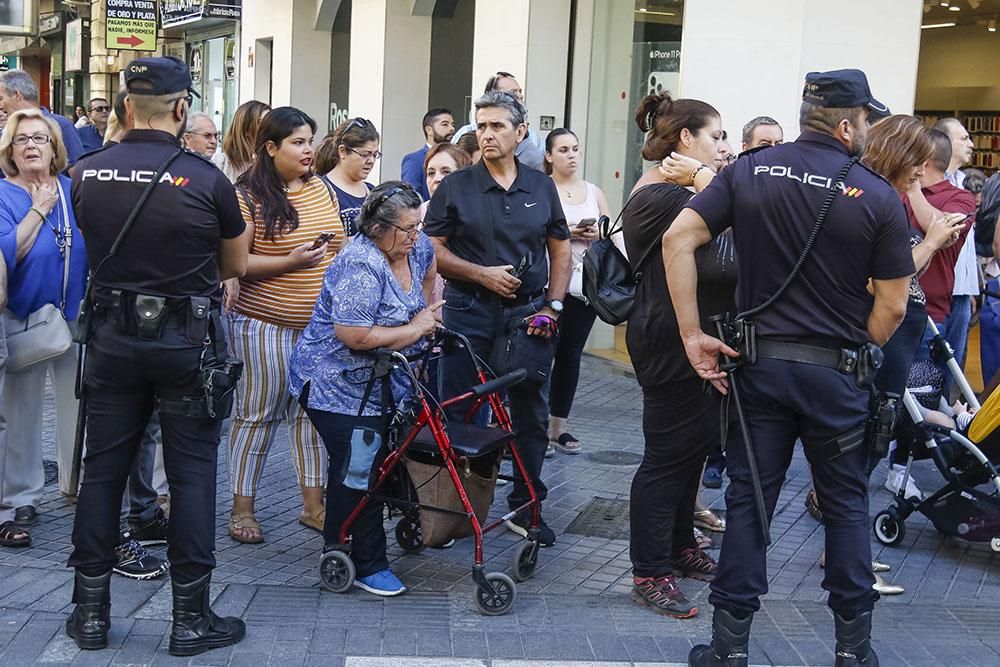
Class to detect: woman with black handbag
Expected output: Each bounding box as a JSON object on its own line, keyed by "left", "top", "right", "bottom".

{"left": 0, "top": 109, "right": 87, "bottom": 541}
{"left": 624, "top": 92, "right": 735, "bottom": 619}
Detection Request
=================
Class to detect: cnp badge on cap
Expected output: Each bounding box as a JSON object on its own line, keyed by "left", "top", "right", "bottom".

{"left": 125, "top": 56, "right": 200, "bottom": 98}
{"left": 802, "top": 69, "right": 887, "bottom": 116}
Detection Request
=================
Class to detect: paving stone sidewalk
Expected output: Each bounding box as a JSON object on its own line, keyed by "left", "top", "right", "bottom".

{"left": 2, "top": 356, "right": 999, "bottom": 666}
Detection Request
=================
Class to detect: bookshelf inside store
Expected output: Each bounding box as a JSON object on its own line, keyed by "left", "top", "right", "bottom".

{"left": 917, "top": 110, "right": 1000, "bottom": 174}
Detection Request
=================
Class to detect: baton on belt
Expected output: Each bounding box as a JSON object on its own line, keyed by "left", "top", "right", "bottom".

{"left": 713, "top": 318, "right": 772, "bottom": 546}
{"left": 69, "top": 343, "right": 87, "bottom": 496}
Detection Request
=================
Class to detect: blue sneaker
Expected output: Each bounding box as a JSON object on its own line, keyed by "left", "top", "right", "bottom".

{"left": 354, "top": 569, "right": 406, "bottom": 597}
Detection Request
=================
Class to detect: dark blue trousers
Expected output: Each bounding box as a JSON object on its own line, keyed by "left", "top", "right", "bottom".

{"left": 710, "top": 358, "right": 878, "bottom": 616}
{"left": 441, "top": 286, "right": 549, "bottom": 511}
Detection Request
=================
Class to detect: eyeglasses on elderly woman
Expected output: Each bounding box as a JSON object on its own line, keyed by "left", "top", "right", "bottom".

{"left": 12, "top": 133, "right": 51, "bottom": 146}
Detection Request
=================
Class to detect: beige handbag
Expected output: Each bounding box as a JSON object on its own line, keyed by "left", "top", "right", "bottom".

{"left": 3, "top": 181, "right": 74, "bottom": 373}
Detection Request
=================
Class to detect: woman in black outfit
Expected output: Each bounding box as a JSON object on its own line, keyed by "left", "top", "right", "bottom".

{"left": 625, "top": 92, "right": 735, "bottom": 619}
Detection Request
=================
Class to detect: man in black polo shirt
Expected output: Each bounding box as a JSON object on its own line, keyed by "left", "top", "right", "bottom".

{"left": 663, "top": 70, "right": 913, "bottom": 667}
{"left": 425, "top": 90, "right": 571, "bottom": 547}
{"left": 67, "top": 56, "right": 248, "bottom": 657}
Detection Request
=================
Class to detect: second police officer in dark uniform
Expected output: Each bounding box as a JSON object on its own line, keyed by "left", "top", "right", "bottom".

{"left": 65, "top": 56, "right": 249, "bottom": 656}
{"left": 663, "top": 70, "right": 914, "bottom": 667}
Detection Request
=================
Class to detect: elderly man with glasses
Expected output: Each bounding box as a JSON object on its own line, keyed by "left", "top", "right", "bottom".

{"left": 183, "top": 112, "right": 220, "bottom": 159}
{"left": 77, "top": 98, "right": 111, "bottom": 152}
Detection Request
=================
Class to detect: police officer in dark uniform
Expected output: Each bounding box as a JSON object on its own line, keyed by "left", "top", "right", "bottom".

{"left": 65, "top": 56, "right": 248, "bottom": 657}
{"left": 663, "top": 70, "right": 914, "bottom": 667}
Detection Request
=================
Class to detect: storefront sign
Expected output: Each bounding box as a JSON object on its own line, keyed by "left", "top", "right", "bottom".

{"left": 190, "top": 44, "right": 202, "bottom": 84}
{"left": 624, "top": 41, "right": 681, "bottom": 194}
{"left": 0, "top": 1, "right": 37, "bottom": 37}
{"left": 224, "top": 37, "right": 236, "bottom": 80}
{"left": 160, "top": 0, "right": 241, "bottom": 28}
{"left": 0, "top": 55, "right": 17, "bottom": 72}
{"left": 105, "top": 0, "right": 158, "bottom": 52}
{"left": 38, "top": 12, "right": 61, "bottom": 36}
{"left": 65, "top": 18, "right": 84, "bottom": 71}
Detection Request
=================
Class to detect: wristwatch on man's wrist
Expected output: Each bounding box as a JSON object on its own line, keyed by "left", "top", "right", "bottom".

{"left": 545, "top": 299, "right": 564, "bottom": 315}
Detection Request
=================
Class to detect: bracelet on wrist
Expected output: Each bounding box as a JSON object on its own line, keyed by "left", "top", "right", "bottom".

{"left": 29, "top": 207, "right": 47, "bottom": 222}
{"left": 690, "top": 164, "right": 710, "bottom": 184}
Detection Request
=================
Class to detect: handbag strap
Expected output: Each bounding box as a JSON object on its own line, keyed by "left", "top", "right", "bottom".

{"left": 87, "top": 148, "right": 184, "bottom": 288}
{"left": 56, "top": 179, "right": 71, "bottom": 314}
{"left": 606, "top": 186, "right": 667, "bottom": 282}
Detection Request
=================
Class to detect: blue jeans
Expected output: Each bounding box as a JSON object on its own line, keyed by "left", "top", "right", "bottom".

{"left": 441, "top": 286, "right": 549, "bottom": 511}
{"left": 982, "top": 280, "right": 1000, "bottom": 385}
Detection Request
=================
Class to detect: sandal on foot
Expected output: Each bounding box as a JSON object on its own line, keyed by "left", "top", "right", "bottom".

{"left": 551, "top": 432, "right": 581, "bottom": 455}
{"left": 229, "top": 512, "right": 263, "bottom": 544}
{"left": 693, "top": 508, "right": 725, "bottom": 532}
{"left": 805, "top": 489, "right": 823, "bottom": 522}
{"left": 14, "top": 506, "right": 37, "bottom": 527}
{"left": 0, "top": 520, "right": 30, "bottom": 548}
{"left": 299, "top": 510, "right": 326, "bottom": 534}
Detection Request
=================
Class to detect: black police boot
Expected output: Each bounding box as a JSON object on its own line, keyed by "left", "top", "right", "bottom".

{"left": 834, "top": 611, "right": 879, "bottom": 666}
{"left": 688, "top": 607, "right": 751, "bottom": 666}
{"left": 65, "top": 570, "right": 111, "bottom": 650}
{"left": 168, "top": 572, "right": 246, "bottom": 656}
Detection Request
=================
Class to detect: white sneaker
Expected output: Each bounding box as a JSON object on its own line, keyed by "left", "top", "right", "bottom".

{"left": 884, "top": 464, "right": 922, "bottom": 500}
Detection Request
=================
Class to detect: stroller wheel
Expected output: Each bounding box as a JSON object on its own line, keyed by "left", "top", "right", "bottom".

{"left": 474, "top": 572, "right": 517, "bottom": 616}
{"left": 991, "top": 537, "right": 1000, "bottom": 553}
{"left": 873, "top": 511, "right": 905, "bottom": 546}
{"left": 319, "top": 550, "right": 355, "bottom": 593}
{"left": 395, "top": 515, "right": 425, "bottom": 554}
{"left": 510, "top": 539, "right": 539, "bottom": 582}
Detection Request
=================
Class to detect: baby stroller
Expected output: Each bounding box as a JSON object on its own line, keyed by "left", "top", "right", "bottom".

{"left": 318, "top": 328, "right": 542, "bottom": 615}
{"left": 873, "top": 318, "right": 1000, "bottom": 553}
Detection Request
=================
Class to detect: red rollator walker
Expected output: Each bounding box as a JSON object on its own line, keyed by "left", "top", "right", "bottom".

{"left": 318, "top": 328, "right": 542, "bottom": 615}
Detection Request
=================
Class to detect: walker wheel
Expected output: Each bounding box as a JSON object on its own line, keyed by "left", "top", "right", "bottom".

{"left": 510, "top": 539, "right": 539, "bottom": 582}
{"left": 474, "top": 572, "right": 517, "bottom": 616}
{"left": 318, "top": 550, "right": 355, "bottom": 593}
{"left": 395, "top": 515, "right": 425, "bottom": 554}
{"left": 991, "top": 537, "right": 1000, "bottom": 553}
{"left": 873, "top": 511, "right": 905, "bottom": 546}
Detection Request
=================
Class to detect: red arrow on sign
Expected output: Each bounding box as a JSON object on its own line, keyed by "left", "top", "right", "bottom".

{"left": 116, "top": 35, "right": 143, "bottom": 47}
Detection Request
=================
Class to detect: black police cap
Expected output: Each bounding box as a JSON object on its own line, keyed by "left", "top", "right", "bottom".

{"left": 124, "top": 56, "right": 200, "bottom": 98}
{"left": 802, "top": 69, "right": 887, "bottom": 115}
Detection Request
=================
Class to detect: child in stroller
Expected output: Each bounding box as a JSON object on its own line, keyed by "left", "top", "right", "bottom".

{"left": 874, "top": 358, "right": 1000, "bottom": 552}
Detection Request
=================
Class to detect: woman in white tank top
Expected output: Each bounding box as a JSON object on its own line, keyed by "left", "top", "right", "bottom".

{"left": 544, "top": 128, "right": 611, "bottom": 455}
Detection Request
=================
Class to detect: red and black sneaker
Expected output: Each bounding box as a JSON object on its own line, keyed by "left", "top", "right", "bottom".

{"left": 673, "top": 546, "right": 718, "bottom": 582}
{"left": 632, "top": 575, "right": 698, "bottom": 618}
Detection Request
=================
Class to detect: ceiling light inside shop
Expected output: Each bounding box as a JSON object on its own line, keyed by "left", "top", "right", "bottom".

{"left": 949, "top": 5, "right": 961, "bottom": 10}
{"left": 940, "top": 1, "right": 950, "bottom": 6}
{"left": 990, "top": 19, "right": 997, "bottom": 31}
{"left": 922, "top": 21, "right": 957, "bottom": 28}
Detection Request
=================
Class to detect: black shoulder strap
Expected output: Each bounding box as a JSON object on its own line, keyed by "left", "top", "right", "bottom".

{"left": 609, "top": 185, "right": 670, "bottom": 282}
{"left": 89, "top": 148, "right": 184, "bottom": 286}
{"left": 737, "top": 157, "right": 858, "bottom": 320}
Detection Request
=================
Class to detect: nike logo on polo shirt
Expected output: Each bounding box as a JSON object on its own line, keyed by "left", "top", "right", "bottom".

{"left": 525, "top": 202, "right": 537, "bottom": 208}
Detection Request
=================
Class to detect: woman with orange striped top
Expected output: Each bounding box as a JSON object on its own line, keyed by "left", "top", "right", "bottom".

{"left": 226, "top": 107, "right": 345, "bottom": 544}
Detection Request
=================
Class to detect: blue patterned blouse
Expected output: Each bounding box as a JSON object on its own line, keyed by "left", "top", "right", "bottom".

{"left": 289, "top": 232, "right": 435, "bottom": 415}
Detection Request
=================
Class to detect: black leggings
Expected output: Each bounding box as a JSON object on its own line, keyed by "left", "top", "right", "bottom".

{"left": 548, "top": 296, "right": 598, "bottom": 419}
{"left": 629, "top": 377, "right": 717, "bottom": 577}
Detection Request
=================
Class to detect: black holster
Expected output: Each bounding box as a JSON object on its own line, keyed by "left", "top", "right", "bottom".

{"left": 867, "top": 391, "right": 898, "bottom": 459}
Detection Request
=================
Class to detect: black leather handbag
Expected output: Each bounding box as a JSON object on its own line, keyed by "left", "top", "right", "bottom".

{"left": 582, "top": 208, "right": 661, "bottom": 325}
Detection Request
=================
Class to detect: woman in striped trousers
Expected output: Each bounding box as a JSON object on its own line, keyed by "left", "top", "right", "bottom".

{"left": 226, "top": 107, "right": 346, "bottom": 543}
